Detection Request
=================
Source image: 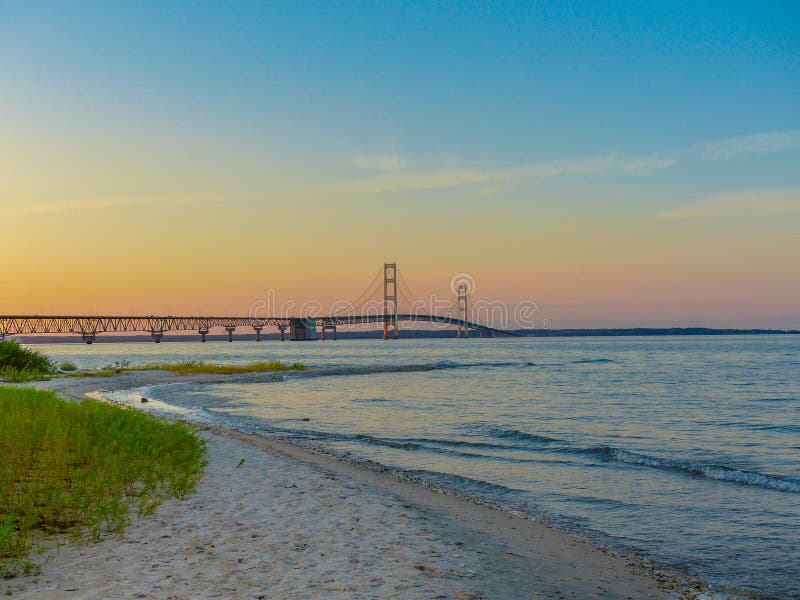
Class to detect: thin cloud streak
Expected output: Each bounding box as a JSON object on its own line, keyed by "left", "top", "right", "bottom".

{"left": 700, "top": 130, "right": 800, "bottom": 161}
{"left": 330, "top": 152, "right": 663, "bottom": 194}
{"left": 333, "top": 129, "right": 799, "bottom": 195}
{"left": 656, "top": 188, "right": 800, "bottom": 220}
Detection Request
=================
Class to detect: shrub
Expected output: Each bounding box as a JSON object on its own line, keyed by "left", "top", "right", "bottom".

{"left": 0, "top": 341, "right": 56, "bottom": 382}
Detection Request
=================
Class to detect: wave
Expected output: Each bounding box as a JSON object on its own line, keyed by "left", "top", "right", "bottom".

{"left": 463, "top": 424, "right": 562, "bottom": 445}
{"left": 571, "top": 358, "right": 617, "bottom": 364}
{"left": 400, "top": 468, "right": 521, "bottom": 496}
{"left": 310, "top": 358, "right": 618, "bottom": 378}
{"left": 468, "top": 423, "right": 800, "bottom": 494}
{"left": 526, "top": 359, "right": 616, "bottom": 367}
{"left": 431, "top": 360, "right": 535, "bottom": 370}
{"left": 349, "top": 397, "right": 398, "bottom": 404}
{"left": 590, "top": 446, "right": 800, "bottom": 494}
{"left": 751, "top": 397, "right": 798, "bottom": 403}
{"left": 257, "top": 426, "right": 537, "bottom": 462}
{"left": 310, "top": 361, "right": 538, "bottom": 379}
{"left": 402, "top": 437, "right": 519, "bottom": 450}
{"left": 746, "top": 424, "right": 800, "bottom": 434}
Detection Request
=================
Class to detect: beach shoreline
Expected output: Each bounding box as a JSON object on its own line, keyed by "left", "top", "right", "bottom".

{"left": 6, "top": 370, "right": 714, "bottom": 598}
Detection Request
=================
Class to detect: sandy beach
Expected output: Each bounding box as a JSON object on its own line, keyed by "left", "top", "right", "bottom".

{"left": 5, "top": 371, "right": 678, "bottom": 599}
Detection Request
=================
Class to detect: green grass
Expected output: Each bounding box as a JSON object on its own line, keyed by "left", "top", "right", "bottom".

{"left": 0, "top": 386, "right": 207, "bottom": 577}
{"left": 0, "top": 341, "right": 307, "bottom": 383}
{"left": 65, "top": 359, "right": 306, "bottom": 378}
{"left": 147, "top": 359, "right": 306, "bottom": 375}
{"left": 0, "top": 343, "right": 306, "bottom": 381}
{"left": 0, "top": 341, "right": 56, "bottom": 382}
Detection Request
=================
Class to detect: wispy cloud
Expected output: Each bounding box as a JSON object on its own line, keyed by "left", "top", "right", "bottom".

{"left": 333, "top": 128, "right": 799, "bottom": 196}
{"left": 699, "top": 130, "right": 800, "bottom": 161}
{"left": 13, "top": 195, "right": 223, "bottom": 215}
{"left": 618, "top": 156, "right": 676, "bottom": 172}
{"left": 351, "top": 155, "right": 407, "bottom": 171}
{"left": 502, "top": 153, "right": 618, "bottom": 179}
{"left": 656, "top": 188, "right": 800, "bottom": 220}
{"left": 332, "top": 152, "right": 664, "bottom": 194}
{"left": 331, "top": 168, "right": 491, "bottom": 194}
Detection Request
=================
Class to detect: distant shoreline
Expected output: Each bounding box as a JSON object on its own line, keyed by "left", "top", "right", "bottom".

{"left": 11, "top": 327, "right": 800, "bottom": 344}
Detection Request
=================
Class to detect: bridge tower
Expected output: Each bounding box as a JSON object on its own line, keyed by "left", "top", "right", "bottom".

{"left": 383, "top": 262, "right": 399, "bottom": 340}
{"left": 457, "top": 281, "right": 469, "bottom": 338}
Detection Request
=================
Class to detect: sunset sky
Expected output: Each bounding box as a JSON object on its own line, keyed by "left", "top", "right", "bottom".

{"left": 2, "top": 2, "right": 798, "bottom": 328}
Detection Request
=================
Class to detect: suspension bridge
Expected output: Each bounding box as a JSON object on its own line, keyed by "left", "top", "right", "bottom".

{"left": 0, "top": 263, "right": 517, "bottom": 343}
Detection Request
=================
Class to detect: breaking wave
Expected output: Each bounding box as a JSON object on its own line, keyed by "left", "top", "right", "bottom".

{"left": 590, "top": 446, "right": 800, "bottom": 494}
{"left": 472, "top": 424, "right": 800, "bottom": 494}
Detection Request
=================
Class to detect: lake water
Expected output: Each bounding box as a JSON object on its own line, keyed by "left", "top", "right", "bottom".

{"left": 37, "top": 336, "right": 800, "bottom": 598}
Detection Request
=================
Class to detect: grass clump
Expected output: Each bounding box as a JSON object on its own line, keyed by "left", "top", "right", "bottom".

{"left": 65, "top": 359, "right": 305, "bottom": 378}
{"left": 149, "top": 360, "right": 306, "bottom": 375}
{"left": 0, "top": 386, "right": 207, "bottom": 576}
{"left": 0, "top": 340, "right": 56, "bottom": 382}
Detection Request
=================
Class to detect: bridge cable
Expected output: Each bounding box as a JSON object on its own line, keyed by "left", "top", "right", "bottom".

{"left": 396, "top": 267, "right": 426, "bottom": 316}
{"left": 335, "top": 266, "right": 384, "bottom": 316}
{"left": 344, "top": 274, "right": 384, "bottom": 318}
{"left": 396, "top": 268, "right": 421, "bottom": 305}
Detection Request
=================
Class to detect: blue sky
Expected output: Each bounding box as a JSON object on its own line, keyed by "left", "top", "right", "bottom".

{"left": 4, "top": 1, "right": 797, "bottom": 161}
{"left": 1, "top": 1, "right": 799, "bottom": 326}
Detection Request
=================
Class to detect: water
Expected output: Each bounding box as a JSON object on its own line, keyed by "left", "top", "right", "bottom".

{"left": 38, "top": 336, "right": 800, "bottom": 598}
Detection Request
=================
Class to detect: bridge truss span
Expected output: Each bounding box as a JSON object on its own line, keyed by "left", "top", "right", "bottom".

{"left": 0, "top": 314, "right": 515, "bottom": 342}
{"left": 0, "top": 316, "right": 292, "bottom": 343}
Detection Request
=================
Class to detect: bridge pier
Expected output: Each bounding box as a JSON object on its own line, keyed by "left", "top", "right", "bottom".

{"left": 278, "top": 324, "right": 286, "bottom": 341}
{"left": 226, "top": 326, "right": 235, "bottom": 342}
{"left": 253, "top": 326, "right": 262, "bottom": 342}
{"left": 290, "top": 318, "right": 316, "bottom": 341}
{"left": 199, "top": 328, "right": 209, "bottom": 342}
{"left": 151, "top": 331, "right": 164, "bottom": 343}
{"left": 81, "top": 333, "right": 96, "bottom": 344}
{"left": 320, "top": 323, "right": 337, "bottom": 341}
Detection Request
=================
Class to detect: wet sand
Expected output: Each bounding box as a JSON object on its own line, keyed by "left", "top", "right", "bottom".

{"left": 6, "top": 370, "right": 680, "bottom": 599}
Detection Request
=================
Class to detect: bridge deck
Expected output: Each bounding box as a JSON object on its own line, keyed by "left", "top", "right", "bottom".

{"left": 0, "top": 315, "right": 516, "bottom": 338}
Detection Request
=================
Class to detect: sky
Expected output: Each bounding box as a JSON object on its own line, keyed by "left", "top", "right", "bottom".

{"left": 1, "top": 1, "right": 799, "bottom": 328}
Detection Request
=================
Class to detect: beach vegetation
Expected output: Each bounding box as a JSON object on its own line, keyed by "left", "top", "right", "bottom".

{"left": 65, "top": 359, "right": 305, "bottom": 378}
{"left": 0, "top": 341, "right": 306, "bottom": 381}
{"left": 0, "top": 340, "right": 56, "bottom": 382}
{"left": 146, "top": 359, "right": 306, "bottom": 375}
{"left": 0, "top": 386, "right": 207, "bottom": 577}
